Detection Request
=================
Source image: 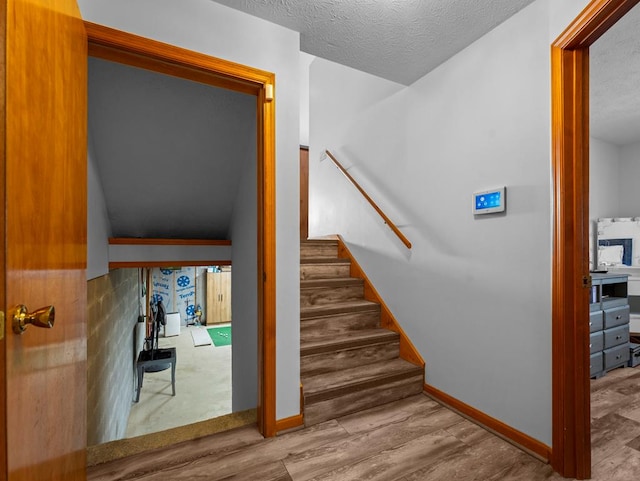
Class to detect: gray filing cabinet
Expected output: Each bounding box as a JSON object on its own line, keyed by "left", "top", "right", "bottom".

{"left": 590, "top": 273, "right": 630, "bottom": 378}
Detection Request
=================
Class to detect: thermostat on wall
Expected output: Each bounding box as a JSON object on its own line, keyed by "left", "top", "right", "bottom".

{"left": 473, "top": 187, "right": 506, "bottom": 215}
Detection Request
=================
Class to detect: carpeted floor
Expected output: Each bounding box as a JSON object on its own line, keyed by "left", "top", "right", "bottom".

{"left": 208, "top": 326, "right": 232, "bottom": 346}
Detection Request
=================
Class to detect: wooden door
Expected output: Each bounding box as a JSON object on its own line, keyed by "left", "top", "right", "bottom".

{"left": 206, "top": 270, "right": 232, "bottom": 324}
{"left": 1, "top": 0, "right": 87, "bottom": 479}
{"left": 300, "top": 146, "right": 309, "bottom": 240}
{"left": 219, "top": 270, "right": 232, "bottom": 323}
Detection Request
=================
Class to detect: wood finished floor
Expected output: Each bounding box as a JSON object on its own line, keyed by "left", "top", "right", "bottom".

{"left": 88, "top": 367, "right": 640, "bottom": 481}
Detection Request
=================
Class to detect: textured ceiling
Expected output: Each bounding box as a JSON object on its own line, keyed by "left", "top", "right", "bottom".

{"left": 213, "top": 0, "right": 640, "bottom": 145}
{"left": 88, "top": 58, "right": 256, "bottom": 239}
{"left": 211, "top": 0, "right": 537, "bottom": 86}
{"left": 590, "top": 3, "right": 640, "bottom": 146}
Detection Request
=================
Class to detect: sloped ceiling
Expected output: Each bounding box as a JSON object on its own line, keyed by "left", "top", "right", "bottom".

{"left": 212, "top": 0, "right": 537, "bottom": 86}
{"left": 88, "top": 58, "right": 256, "bottom": 239}
{"left": 215, "top": 0, "right": 640, "bottom": 147}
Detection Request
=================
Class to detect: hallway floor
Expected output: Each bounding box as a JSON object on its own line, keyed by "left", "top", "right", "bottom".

{"left": 125, "top": 324, "right": 232, "bottom": 438}
{"left": 90, "top": 364, "right": 640, "bottom": 481}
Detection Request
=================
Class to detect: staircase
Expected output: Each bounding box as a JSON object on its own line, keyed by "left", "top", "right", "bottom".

{"left": 300, "top": 238, "right": 424, "bottom": 426}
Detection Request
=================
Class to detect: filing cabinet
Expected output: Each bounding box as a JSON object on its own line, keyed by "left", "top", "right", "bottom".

{"left": 590, "top": 273, "right": 630, "bottom": 378}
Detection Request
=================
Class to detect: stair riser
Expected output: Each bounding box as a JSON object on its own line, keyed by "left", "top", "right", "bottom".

{"left": 301, "top": 342, "right": 400, "bottom": 377}
{"left": 303, "top": 374, "right": 423, "bottom": 426}
{"left": 300, "top": 263, "right": 351, "bottom": 280}
{"left": 300, "top": 244, "right": 338, "bottom": 259}
{"left": 301, "top": 310, "right": 381, "bottom": 339}
{"left": 300, "top": 285, "right": 364, "bottom": 307}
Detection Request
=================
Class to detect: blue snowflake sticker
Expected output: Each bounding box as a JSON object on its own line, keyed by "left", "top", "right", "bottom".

{"left": 186, "top": 305, "right": 195, "bottom": 316}
{"left": 177, "top": 275, "right": 190, "bottom": 288}
{"left": 160, "top": 269, "right": 173, "bottom": 275}
{"left": 152, "top": 293, "right": 164, "bottom": 303}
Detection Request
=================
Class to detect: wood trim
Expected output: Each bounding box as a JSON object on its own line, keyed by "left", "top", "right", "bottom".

{"left": 325, "top": 150, "right": 411, "bottom": 249}
{"left": 109, "top": 260, "right": 232, "bottom": 269}
{"left": 86, "top": 23, "right": 278, "bottom": 438}
{"left": 275, "top": 414, "right": 304, "bottom": 433}
{"left": 554, "top": 0, "right": 640, "bottom": 49}
{"left": 84, "top": 22, "right": 271, "bottom": 95}
{"left": 336, "top": 236, "right": 424, "bottom": 370}
{"left": 424, "top": 384, "right": 551, "bottom": 462}
{"left": 551, "top": 1, "right": 640, "bottom": 478}
{"left": 260, "top": 79, "right": 277, "bottom": 438}
{"left": 0, "top": 0, "right": 6, "bottom": 476}
{"left": 108, "top": 238, "right": 231, "bottom": 246}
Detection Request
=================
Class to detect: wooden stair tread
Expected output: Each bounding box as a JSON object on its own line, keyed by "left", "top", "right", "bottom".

{"left": 301, "top": 300, "right": 379, "bottom": 319}
{"left": 300, "top": 328, "right": 399, "bottom": 355}
{"left": 300, "top": 277, "right": 362, "bottom": 288}
{"left": 301, "top": 239, "right": 338, "bottom": 244}
{"left": 302, "top": 358, "right": 422, "bottom": 403}
{"left": 300, "top": 257, "right": 350, "bottom": 265}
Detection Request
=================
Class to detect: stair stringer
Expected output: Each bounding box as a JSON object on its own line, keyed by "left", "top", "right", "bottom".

{"left": 336, "top": 235, "right": 425, "bottom": 371}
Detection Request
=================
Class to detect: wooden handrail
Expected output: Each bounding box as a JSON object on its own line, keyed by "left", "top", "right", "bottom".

{"left": 325, "top": 150, "right": 412, "bottom": 249}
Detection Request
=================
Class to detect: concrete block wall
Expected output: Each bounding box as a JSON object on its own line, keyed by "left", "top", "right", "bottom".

{"left": 87, "top": 268, "right": 140, "bottom": 446}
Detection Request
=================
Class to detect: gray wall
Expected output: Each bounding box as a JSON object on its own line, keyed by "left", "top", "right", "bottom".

{"left": 589, "top": 137, "right": 622, "bottom": 270}
{"left": 230, "top": 117, "right": 258, "bottom": 411}
{"left": 619, "top": 140, "right": 640, "bottom": 216}
{"left": 590, "top": 137, "right": 622, "bottom": 219}
{"left": 87, "top": 269, "right": 140, "bottom": 446}
{"left": 79, "top": 0, "right": 302, "bottom": 419}
{"left": 309, "top": 0, "right": 591, "bottom": 446}
{"left": 87, "top": 135, "right": 112, "bottom": 280}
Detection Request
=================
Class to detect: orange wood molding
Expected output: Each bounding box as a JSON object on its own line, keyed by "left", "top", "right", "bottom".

{"left": 550, "top": 1, "right": 639, "bottom": 478}
{"left": 87, "top": 22, "right": 278, "bottom": 439}
{"left": 109, "top": 238, "right": 231, "bottom": 246}
{"left": 424, "top": 384, "right": 551, "bottom": 462}
{"left": 109, "top": 260, "right": 232, "bottom": 269}
{"left": 336, "top": 236, "right": 424, "bottom": 370}
{"left": 84, "top": 22, "right": 272, "bottom": 95}
{"left": 275, "top": 413, "right": 304, "bottom": 433}
{"left": 0, "top": 0, "right": 7, "bottom": 475}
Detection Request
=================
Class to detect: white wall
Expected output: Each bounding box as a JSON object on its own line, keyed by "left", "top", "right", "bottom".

{"left": 299, "top": 52, "right": 315, "bottom": 146}
{"left": 310, "top": 0, "right": 590, "bottom": 446}
{"left": 619, "top": 140, "right": 640, "bottom": 216}
{"left": 79, "top": 0, "right": 301, "bottom": 420}
{"left": 87, "top": 135, "right": 112, "bottom": 280}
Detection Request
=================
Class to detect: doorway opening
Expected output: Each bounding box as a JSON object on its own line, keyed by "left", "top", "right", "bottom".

{"left": 84, "top": 21, "right": 277, "bottom": 463}
{"left": 551, "top": 0, "right": 640, "bottom": 478}
{"left": 126, "top": 265, "right": 233, "bottom": 438}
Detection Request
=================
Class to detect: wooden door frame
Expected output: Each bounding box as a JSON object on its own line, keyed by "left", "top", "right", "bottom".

{"left": 85, "top": 22, "right": 278, "bottom": 437}
{"left": 0, "top": 0, "right": 7, "bottom": 474}
{"left": 551, "top": 0, "right": 640, "bottom": 477}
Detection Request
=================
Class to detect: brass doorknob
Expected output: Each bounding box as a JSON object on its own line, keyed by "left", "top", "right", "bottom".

{"left": 12, "top": 305, "right": 55, "bottom": 334}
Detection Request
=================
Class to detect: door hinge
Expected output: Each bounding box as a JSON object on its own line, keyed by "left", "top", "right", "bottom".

{"left": 582, "top": 275, "right": 592, "bottom": 288}
{"left": 0, "top": 311, "right": 4, "bottom": 340}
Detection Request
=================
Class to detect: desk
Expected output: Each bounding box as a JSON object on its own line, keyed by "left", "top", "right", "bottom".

{"left": 135, "top": 347, "right": 176, "bottom": 403}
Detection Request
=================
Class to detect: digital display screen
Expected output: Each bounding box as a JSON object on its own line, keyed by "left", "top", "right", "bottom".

{"left": 475, "top": 191, "right": 501, "bottom": 210}
{"left": 473, "top": 187, "right": 506, "bottom": 215}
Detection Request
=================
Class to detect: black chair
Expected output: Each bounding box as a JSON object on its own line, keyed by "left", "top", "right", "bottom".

{"left": 135, "top": 300, "right": 177, "bottom": 402}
